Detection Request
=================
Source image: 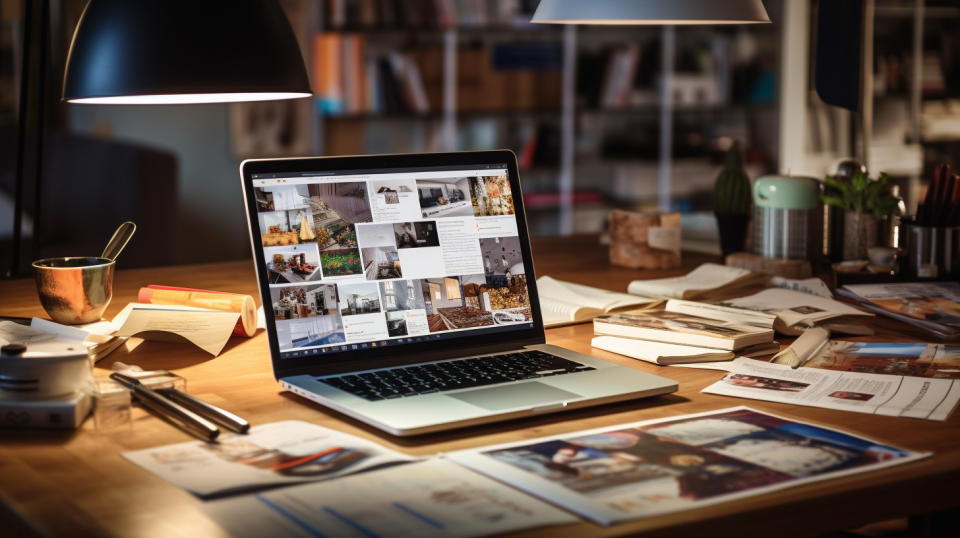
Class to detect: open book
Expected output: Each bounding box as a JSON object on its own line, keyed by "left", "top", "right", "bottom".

{"left": 537, "top": 276, "right": 657, "bottom": 328}
{"left": 626, "top": 263, "right": 756, "bottom": 300}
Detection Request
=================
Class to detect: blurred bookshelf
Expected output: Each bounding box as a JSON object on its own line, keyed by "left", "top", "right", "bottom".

{"left": 257, "top": 0, "right": 786, "bottom": 242}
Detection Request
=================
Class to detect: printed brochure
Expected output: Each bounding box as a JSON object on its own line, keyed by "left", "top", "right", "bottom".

{"left": 446, "top": 406, "right": 927, "bottom": 525}
{"left": 704, "top": 358, "right": 960, "bottom": 421}
{"left": 123, "top": 420, "right": 415, "bottom": 497}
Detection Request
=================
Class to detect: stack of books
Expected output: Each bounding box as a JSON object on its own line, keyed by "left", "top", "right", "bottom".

{"left": 592, "top": 310, "right": 778, "bottom": 365}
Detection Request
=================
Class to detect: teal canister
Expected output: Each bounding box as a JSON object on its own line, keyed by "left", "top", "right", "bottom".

{"left": 752, "top": 175, "right": 822, "bottom": 260}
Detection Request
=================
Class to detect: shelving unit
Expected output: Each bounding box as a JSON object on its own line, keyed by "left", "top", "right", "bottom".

{"left": 274, "top": 0, "right": 785, "bottom": 239}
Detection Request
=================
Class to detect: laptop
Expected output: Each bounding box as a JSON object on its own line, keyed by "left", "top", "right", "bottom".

{"left": 240, "top": 150, "right": 677, "bottom": 436}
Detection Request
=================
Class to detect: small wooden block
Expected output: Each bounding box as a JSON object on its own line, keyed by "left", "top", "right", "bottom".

{"left": 609, "top": 210, "right": 682, "bottom": 269}
{"left": 725, "top": 252, "right": 812, "bottom": 278}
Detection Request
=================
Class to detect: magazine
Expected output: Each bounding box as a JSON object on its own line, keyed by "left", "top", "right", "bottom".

{"left": 203, "top": 459, "right": 577, "bottom": 538}
{"left": 445, "top": 406, "right": 927, "bottom": 526}
{"left": 775, "top": 333, "right": 960, "bottom": 380}
{"left": 626, "top": 263, "right": 756, "bottom": 300}
{"left": 703, "top": 359, "right": 960, "bottom": 421}
{"left": 663, "top": 299, "right": 776, "bottom": 329}
{"left": 123, "top": 420, "right": 415, "bottom": 497}
{"left": 719, "top": 288, "right": 872, "bottom": 335}
{"left": 537, "top": 276, "right": 657, "bottom": 328}
{"left": 593, "top": 311, "right": 774, "bottom": 351}
{"left": 838, "top": 282, "right": 960, "bottom": 339}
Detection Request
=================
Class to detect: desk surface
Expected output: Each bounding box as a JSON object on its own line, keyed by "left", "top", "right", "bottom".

{"left": 1, "top": 236, "right": 958, "bottom": 538}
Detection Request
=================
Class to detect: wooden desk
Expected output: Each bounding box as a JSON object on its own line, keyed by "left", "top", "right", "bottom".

{"left": 1, "top": 236, "right": 958, "bottom": 537}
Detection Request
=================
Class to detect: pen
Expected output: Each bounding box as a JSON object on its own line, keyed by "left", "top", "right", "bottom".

{"left": 110, "top": 373, "right": 220, "bottom": 442}
{"left": 156, "top": 387, "right": 250, "bottom": 433}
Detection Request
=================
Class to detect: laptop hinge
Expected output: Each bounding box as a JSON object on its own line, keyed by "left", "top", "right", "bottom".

{"left": 276, "top": 336, "right": 545, "bottom": 379}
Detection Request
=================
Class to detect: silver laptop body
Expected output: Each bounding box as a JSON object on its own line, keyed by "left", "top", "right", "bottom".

{"left": 240, "top": 151, "right": 677, "bottom": 436}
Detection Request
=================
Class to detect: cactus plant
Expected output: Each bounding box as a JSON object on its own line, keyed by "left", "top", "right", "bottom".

{"left": 714, "top": 141, "right": 752, "bottom": 215}
{"left": 714, "top": 141, "right": 752, "bottom": 256}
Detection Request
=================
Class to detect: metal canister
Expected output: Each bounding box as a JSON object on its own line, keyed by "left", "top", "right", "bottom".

{"left": 752, "top": 175, "right": 822, "bottom": 260}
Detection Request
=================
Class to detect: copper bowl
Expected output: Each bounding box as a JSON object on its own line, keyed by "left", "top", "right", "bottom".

{"left": 32, "top": 257, "right": 115, "bottom": 325}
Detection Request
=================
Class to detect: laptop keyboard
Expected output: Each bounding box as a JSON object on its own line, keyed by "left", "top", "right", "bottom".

{"left": 319, "top": 350, "right": 595, "bottom": 401}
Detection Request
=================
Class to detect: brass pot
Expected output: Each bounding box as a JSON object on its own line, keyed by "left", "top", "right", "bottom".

{"left": 32, "top": 257, "right": 115, "bottom": 324}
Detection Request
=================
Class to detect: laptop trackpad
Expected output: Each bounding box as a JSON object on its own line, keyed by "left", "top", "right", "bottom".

{"left": 449, "top": 382, "right": 581, "bottom": 411}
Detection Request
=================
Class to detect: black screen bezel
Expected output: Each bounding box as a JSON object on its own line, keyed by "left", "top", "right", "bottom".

{"left": 240, "top": 150, "right": 545, "bottom": 379}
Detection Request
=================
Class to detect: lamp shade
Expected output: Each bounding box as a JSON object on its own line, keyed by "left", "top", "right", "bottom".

{"left": 63, "top": 0, "right": 311, "bottom": 104}
{"left": 532, "top": 0, "right": 771, "bottom": 25}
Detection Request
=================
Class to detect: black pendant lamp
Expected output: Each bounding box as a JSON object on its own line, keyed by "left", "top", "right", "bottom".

{"left": 63, "top": 0, "right": 311, "bottom": 104}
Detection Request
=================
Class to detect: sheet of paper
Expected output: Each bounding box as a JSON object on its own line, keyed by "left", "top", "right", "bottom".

{"left": 203, "top": 460, "right": 577, "bottom": 538}
{"left": 704, "top": 358, "right": 960, "bottom": 421}
{"left": 627, "top": 263, "right": 751, "bottom": 299}
{"left": 0, "top": 320, "right": 89, "bottom": 355}
{"left": 112, "top": 303, "right": 240, "bottom": 356}
{"left": 770, "top": 327, "right": 830, "bottom": 368}
{"left": 123, "top": 420, "right": 416, "bottom": 497}
{"left": 446, "top": 407, "right": 927, "bottom": 526}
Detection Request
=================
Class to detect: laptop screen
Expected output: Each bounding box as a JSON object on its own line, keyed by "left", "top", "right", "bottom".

{"left": 246, "top": 155, "right": 539, "bottom": 365}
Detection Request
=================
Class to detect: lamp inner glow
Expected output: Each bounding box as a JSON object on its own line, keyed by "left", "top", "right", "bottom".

{"left": 66, "top": 92, "right": 312, "bottom": 104}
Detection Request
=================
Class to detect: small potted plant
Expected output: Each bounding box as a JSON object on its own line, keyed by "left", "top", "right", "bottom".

{"left": 714, "top": 141, "right": 752, "bottom": 256}
{"left": 821, "top": 169, "right": 901, "bottom": 260}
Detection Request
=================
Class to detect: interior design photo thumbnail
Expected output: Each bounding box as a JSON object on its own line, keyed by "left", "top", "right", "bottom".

{"left": 264, "top": 245, "right": 322, "bottom": 284}
{"left": 421, "top": 276, "right": 494, "bottom": 332}
{"left": 256, "top": 185, "right": 315, "bottom": 247}
{"left": 380, "top": 280, "right": 426, "bottom": 312}
{"left": 271, "top": 284, "right": 339, "bottom": 320}
{"left": 416, "top": 178, "right": 473, "bottom": 218}
{"left": 480, "top": 236, "right": 531, "bottom": 320}
{"left": 277, "top": 313, "right": 345, "bottom": 350}
{"left": 361, "top": 246, "right": 402, "bottom": 280}
{"left": 394, "top": 221, "right": 440, "bottom": 249}
{"left": 470, "top": 175, "right": 515, "bottom": 217}
{"left": 338, "top": 282, "right": 383, "bottom": 316}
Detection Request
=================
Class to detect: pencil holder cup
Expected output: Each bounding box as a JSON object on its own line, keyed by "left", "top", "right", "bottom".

{"left": 900, "top": 221, "right": 960, "bottom": 279}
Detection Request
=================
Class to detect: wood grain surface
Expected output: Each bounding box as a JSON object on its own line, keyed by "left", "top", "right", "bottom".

{"left": 0, "top": 236, "right": 957, "bottom": 538}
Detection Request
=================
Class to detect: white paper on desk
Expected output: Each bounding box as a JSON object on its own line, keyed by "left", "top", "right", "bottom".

{"left": 112, "top": 303, "right": 239, "bottom": 356}
{"left": 704, "top": 358, "right": 960, "bottom": 421}
{"left": 0, "top": 320, "right": 90, "bottom": 356}
{"left": 446, "top": 406, "right": 928, "bottom": 526}
{"left": 203, "top": 459, "right": 577, "bottom": 538}
{"left": 123, "top": 420, "right": 416, "bottom": 498}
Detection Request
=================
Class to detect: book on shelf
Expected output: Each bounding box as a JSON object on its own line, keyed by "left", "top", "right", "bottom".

{"left": 626, "top": 263, "right": 758, "bottom": 300}
{"left": 837, "top": 282, "right": 960, "bottom": 339}
{"left": 593, "top": 311, "right": 775, "bottom": 351}
{"left": 536, "top": 276, "right": 658, "bottom": 328}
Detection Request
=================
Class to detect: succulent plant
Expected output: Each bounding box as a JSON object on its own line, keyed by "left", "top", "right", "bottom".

{"left": 714, "top": 141, "right": 752, "bottom": 215}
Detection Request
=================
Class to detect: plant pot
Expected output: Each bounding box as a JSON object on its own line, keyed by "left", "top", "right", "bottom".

{"left": 715, "top": 213, "right": 750, "bottom": 257}
{"left": 842, "top": 211, "right": 878, "bottom": 260}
